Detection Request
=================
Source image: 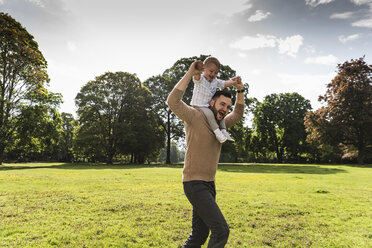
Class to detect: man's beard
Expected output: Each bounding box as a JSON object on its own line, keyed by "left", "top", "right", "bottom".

{"left": 210, "top": 103, "right": 226, "bottom": 121}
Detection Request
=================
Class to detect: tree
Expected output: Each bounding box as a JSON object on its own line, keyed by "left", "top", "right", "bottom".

{"left": 0, "top": 13, "right": 54, "bottom": 164}
{"left": 144, "top": 55, "right": 237, "bottom": 163}
{"left": 223, "top": 95, "right": 255, "bottom": 162}
{"left": 253, "top": 93, "right": 312, "bottom": 162}
{"left": 159, "top": 141, "right": 185, "bottom": 163}
{"left": 58, "top": 112, "right": 76, "bottom": 162}
{"left": 305, "top": 57, "right": 372, "bottom": 164}
{"left": 7, "top": 89, "right": 62, "bottom": 161}
{"left": 143, "top": 74, "right": 182, "bottom": 164}
{"left": 115, "top": 84, "right": 165, "bottom": 164}
{"left": 75, "top": 71, "right": 164, "bottom": 164}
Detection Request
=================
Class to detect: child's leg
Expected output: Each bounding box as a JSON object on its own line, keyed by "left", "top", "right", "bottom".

{"left": 199, "top": 107, "right": 227, "bottom": 143}
{"left": 219, "top": 118, "right": 226, "bottom": 129}
{"left": 219, "top": 118, "right": 234, "bottom": 142}
{"left": 199, "top": 107, "right": 219, "bottom": 131}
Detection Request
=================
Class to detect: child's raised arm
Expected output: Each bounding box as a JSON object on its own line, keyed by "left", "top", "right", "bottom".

{"left": 192, "top": 61, "right": 203, "bottom": 81}
{"left": 224, "top": 76, "right": 241, "bottom": 88}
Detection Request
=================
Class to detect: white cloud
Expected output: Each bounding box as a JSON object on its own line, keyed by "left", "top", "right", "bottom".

{"left": 350, "top": 0, "right": 372, "bottom": 5}
{"left": 304, "top": 55, "right": 339, "bottom": 66}
{"left": 330, "top": 12, "right": 354, "bottom": 19}
{"left": 277, "top": 35, "right": 304, "bottom": 58}
{"left": 352, "top": 18, "right": 372, "bottom": 28}
{"left": 248, "top": 10, "right": 271, "bottom": 22}
{"left": 338, "top": 34, "right": 361, "bottom": 43}
{"left": 67, "top": 41, "right": 77, "bottom": 52}
{"left": 230, "top": 34, "right": 277, "bottom": 50}
{"left": 305, "top": 0, "right": 335, "bottom": 7}
{"left": 304, "top": 45, "right": 316, "bottom": 55}
{"left": 230, "top": 34, "right": 304, "bottom": 58}
{"left": 237, "top": 52, "right": 247, "bottom": 58}
{"left": 199, "top": 0, "right": 251, "bottom": 17}
{"left": 251, "top": 69, "right": 262, "bottom": 75}
{"left": 306, "top": 0, "right": 371, "bottom": 7}
{"left": 277, "top": 72, "right": 336, "bottom": 109}
{"left": 278, "top": 72, "right": 334, "bottom": 86}
{"left": 0, "top": 0, "right": 4, "bottom": 5}
{"left": 27, "top": 0, "right": 45, "bottom": 7}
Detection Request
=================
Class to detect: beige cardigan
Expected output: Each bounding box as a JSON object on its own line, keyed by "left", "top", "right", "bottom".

{"left": 167, "top": 88, "right": 244, "bottom": 182}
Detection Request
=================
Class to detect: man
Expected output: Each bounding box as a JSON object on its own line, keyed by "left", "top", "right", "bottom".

{"left": 167, "top": 60, "right": 245, "bottom": 247}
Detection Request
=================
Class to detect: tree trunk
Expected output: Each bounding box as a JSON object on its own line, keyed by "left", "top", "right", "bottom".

{"left": 0, "top": 145, "right": 4, "bottom": 165}
{"left": 107, "top": 156, "right": 113, "bottom": 164}
{"left": 357, "top": 146, "right": 365, "bottom": 165}
{"left": 273, "top": 135, "right": 283, "bottom": 163}
{"left": 166, "top": 111, "right": 171, "bottom": 164}
{"left": 276, "top": 150, "right": 283, "bottom": 163}
{"left": 138, "top": 153, "right": 145, "bottom": 164}
{"left": 106, "top": 149, "right": 114, "bottom": 164}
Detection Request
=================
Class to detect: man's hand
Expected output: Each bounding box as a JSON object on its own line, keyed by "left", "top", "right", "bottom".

{"left": 232, "top": 76, "right": 244, "bottom": 90}
{"left": 173, "top": 60, "right": 203, "bottom": 92}
{"left": 189, "top": 60, "right": 204, "bottom": 76}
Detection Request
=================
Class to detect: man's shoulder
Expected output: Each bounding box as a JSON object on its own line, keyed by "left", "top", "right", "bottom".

{"left": 190, "top": 106, "right": 204, "bottom": 117}
{"left": 168, "top": 93, "right": 201, "bottom": 123}
{"left": 185, "top": 106, "right": 206, "bottom": 123}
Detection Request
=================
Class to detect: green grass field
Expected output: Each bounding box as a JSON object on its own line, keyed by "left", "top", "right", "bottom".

{"left": 0, "top": 163, "right": 371, "bottom": 247}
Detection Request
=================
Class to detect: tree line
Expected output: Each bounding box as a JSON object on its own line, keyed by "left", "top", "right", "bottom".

{"left": 1, "top": 13, "right": 371, "bottom": 165}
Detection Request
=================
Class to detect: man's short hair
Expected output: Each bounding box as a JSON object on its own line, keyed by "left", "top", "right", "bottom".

{"left": 204, "top": 56, "right": 221, "bottom": 70}
{"left": 212, "top": 90, "right": 232, "bottom": 100}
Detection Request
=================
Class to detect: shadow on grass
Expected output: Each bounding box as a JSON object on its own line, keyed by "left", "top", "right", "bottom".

{"left": 219, "top": 163, "right": 347, "bottom": 174}
{"left": 0, "top": 163, "right": 184, "bottom": 171}
{"left": 0, "top": 162, "right": 349, "bottom": 174}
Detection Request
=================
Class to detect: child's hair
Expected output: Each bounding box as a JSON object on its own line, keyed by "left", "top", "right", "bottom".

{"left": 203, "top": 56, "right": 221, "bottom": 70}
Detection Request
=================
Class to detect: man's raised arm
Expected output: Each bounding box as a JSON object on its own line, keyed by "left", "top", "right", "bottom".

{"left": 225, "top": 78, "right": 245, "bottom": 128}
{"left": 166, "top": 61, "right": 203, "bottom": 122}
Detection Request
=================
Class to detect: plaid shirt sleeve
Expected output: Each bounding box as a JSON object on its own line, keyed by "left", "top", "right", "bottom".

{"left": 216, "top": 79, "right": 226, "bottom": 89}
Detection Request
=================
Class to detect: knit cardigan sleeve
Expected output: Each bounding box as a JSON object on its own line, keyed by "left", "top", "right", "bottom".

{"left": 166, "top": 88, "right": 196, "bottom": 123}
{"left": 225, "top": 103, "right": 244, "bottom": 129}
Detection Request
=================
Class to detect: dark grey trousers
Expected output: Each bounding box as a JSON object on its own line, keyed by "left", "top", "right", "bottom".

{"left": 182, "top": 180, "right": 229, "bottom": 248}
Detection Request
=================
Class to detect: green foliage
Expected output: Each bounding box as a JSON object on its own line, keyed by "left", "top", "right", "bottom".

{"left": 305, "top": 57, "right": 372, "bottom": 164}
{"left": 145, "top": 55, "right": 244, "bottom": 163}
{"left": 222, "top": 96, "right": 257, "bottom": 162}
{"left": 158, "top": 141, "right": 185, "bottom": 163}
{"left": 6, "top": 91, "right": 62, "bottom": 161}
{"left": 75, "top": 72, "right": 164, "bottom": 164}
{"left": 0, "top": 163, "right": 371, "bottom": 247}
{"left": 57, "top": 112, "right": 76, "bottom": 162}
{"left": 253, "top": 93, "right": 312, "bottom": 162}
{"left": 0, "top": 13, "right": 61, "bottom": 164}
{"left": 2, "top": 10, "right": 369, "bottom": 165}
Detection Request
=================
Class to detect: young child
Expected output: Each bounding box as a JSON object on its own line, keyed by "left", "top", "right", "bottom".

{"left": 190, "top": 56, "right": 240, "bottom": 143}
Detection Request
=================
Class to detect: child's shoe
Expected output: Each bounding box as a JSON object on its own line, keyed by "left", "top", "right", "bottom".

{"left": 221, "top": 129, "right": 235, "bottom": 142}
{"left": 214, "top": 129, "right": 227, "bottom": 143}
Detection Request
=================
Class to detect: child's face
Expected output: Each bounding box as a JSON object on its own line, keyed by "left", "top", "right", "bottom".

{"left": 203, "top": 63, "right": 219, "bottom": 82}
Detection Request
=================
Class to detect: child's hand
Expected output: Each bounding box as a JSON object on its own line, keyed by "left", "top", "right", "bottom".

{"left": 231, "top": 76, "right": 241, "bottom": 83}
{"left": 232, "top": 76, "right": 244, "bottom": 90}
{"left": 230, "top": 76, "right": 240, "bottom": 87}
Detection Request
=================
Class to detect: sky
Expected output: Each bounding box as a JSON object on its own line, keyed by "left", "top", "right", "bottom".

{"left": 1, "top": 0, "right": 371, "bottom": 115}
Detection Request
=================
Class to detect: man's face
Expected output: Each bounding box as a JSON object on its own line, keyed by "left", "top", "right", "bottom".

{"left": 210, "top": 95, "right": 232, "bottom": 121}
